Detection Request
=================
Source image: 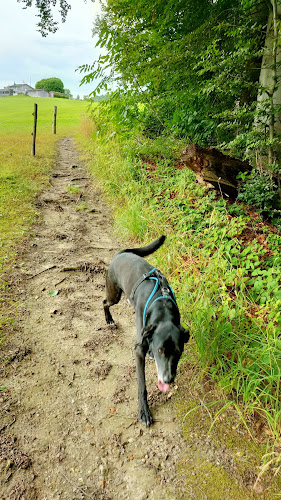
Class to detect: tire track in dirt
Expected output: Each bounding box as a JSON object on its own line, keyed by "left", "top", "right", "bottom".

{"left": 0, "top": 137, "right": 186, "bottom": 499}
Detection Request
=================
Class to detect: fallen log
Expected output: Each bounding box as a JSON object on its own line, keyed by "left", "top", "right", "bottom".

{"left": 181, "top": 144, "right": 252, "bottom": 197}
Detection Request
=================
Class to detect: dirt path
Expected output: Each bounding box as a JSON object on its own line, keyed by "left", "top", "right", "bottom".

{"left": 0, "top": 138, "right": 188, "bottom": 499}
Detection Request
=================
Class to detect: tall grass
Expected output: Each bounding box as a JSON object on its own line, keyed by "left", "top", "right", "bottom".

{"left": 78, "top": 115, "right": 281, "bottom": 444}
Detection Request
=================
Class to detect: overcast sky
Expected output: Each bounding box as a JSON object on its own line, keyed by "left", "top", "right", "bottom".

{"left": 0, "top": 0, "right": 103, "bottom": 98}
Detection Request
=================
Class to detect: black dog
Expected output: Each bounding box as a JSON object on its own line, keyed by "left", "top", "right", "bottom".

{"left": 103, "top": 235, "right": 189, "bottom": 426}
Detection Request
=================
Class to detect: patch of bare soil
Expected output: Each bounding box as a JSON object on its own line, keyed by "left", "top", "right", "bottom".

{"left": 0, "top": 137, "right": 274, "bottom": 499}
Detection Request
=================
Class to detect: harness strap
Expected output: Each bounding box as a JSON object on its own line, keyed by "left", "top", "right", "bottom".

{"left": 130, "top": 268, "right": 156, "bottom": 301}
{"left": 142, "top": 276, "right": 159, "bottom": 327}
{"left": 129, "top": 268, "right": 179, "bottom": 329}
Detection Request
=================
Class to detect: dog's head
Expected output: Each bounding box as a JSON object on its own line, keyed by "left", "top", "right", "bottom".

{"left": 141, "top": 323, "right": 189, "bottom": 393}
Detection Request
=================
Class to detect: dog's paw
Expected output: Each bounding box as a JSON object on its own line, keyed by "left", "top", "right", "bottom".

{"left": 107, "top": 322, "right": 117, "bottom": 330}
{"left": 139, "top": 406, "right": 153, "bottom": 427}
{"left": 105, "top": 315, "right": 115, "bottom": 325}
{"left": 106, "top": 319, "right": 115, "bottom": 326}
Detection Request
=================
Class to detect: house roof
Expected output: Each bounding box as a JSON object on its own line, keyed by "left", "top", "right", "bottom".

{"left": 7, "top": 83, "right": 34, "bottom": 90}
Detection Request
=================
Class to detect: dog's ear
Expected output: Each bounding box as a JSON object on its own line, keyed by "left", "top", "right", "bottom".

{"left": 181, "top": 325, "right": 190, "bottom": 344}
{"left": 141, "top": 325, "right": 156, "bottom": 346}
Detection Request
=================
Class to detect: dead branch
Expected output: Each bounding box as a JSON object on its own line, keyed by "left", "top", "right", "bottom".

{"left": 26, "top": 265, "right": 57, "bottom": 279}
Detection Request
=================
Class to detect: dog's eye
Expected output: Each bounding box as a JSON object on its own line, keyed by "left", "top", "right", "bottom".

{"left": 158, "top": 348, "right": 163, "bottom": 355}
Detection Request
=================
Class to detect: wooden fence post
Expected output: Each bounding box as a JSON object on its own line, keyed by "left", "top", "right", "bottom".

{"left": 31, "top": 103, "right": 37, "bottom": 156}
{"left": 52, "top": 105, "right": 57, "bottom": 134}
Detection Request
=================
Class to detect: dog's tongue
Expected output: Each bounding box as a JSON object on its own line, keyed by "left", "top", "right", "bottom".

{"left": 158, "top": 380, "right": 170, "bottom": 393}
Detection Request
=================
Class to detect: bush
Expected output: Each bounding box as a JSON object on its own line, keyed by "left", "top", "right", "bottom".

{"left": 238, "top": 169, "right": 281, "bottom": 220}
{"left": 53, "top": 92, "right": 69, "bottom": 99}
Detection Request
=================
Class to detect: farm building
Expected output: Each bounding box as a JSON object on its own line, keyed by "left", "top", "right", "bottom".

{"left": 0, "top": 83, "right": 53, "bottom": 98}
{"left": 25, "top": 89, "right": 54, "bottom": 98}
{"left": 0, "top": 88, "right": 13, "bottom": 97}
{"left": 7, "top": 83, "right": 34, "bottom": 94}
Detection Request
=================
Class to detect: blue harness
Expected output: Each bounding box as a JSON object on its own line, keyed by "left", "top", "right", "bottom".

{"left": 130, "top": 268, "right": 179, "bottom": 328}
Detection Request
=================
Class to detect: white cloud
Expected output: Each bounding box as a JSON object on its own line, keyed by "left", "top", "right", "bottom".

{"left": 0, "top": 0, "right": 103, "bottom": 97}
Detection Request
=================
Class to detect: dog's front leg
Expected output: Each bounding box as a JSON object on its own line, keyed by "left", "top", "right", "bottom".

{"left": 135, "top": 343, "right": 153, "bottom": 426}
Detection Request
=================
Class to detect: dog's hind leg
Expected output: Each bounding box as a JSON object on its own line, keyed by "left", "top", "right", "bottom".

{"left": 103, "top": 275, "right": 122, "bottom": 324}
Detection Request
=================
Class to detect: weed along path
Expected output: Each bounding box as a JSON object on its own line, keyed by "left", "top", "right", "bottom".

{"left": 0, "top": 138, "right": 265, "bottom": 499}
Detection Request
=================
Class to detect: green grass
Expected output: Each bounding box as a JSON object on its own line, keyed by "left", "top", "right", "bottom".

{"left": 66, "top": 184, "right": 81, "bottom": 194}
{"left": 0, "top": 94, "right": 89, "bottom": 135}
{"left": 77, "top": 115, "right": 281, "bottom": 468}
{"left": 0, "top": 95, "right": 91, "bottom": 340}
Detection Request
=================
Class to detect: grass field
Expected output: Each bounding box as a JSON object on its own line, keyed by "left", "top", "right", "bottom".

{"left": 0, "top": 95, "right": 91, "bottom": 334}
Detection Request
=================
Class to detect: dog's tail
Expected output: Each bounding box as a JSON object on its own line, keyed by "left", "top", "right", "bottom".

{"left": 119, "top": 235, "right": 166, "bottom": 257}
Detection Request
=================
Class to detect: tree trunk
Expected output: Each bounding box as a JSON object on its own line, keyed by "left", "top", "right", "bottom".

{"left": 180, "top": 144, "right": 251, "bottom": 197}
{"left": 256, "top": 1, "right": 281, "bottom": 147}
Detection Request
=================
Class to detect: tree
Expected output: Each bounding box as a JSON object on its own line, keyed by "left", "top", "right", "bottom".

{"left": 18, "top": 0, "right": 71, "bottom": 36}
{"left": 255, "top": 1, "right": 281, "bottom": 153}
{"left": 80, "top": 1, "right": 268, "bottom": 141}
{"left": 78, "top": 0, "right": 280, "bottom": 213}
{"left": 64, "top": 88, "right": 73, "bottom": 98}
{"left": 35, "top": 77, "right": 64, "bottom": 93}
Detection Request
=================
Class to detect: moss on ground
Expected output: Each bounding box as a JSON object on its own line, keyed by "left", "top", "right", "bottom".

{"left": 175, "top": 357, "right": 281, "bottom": 498}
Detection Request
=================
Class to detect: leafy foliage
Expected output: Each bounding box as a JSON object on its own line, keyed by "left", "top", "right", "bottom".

{"left": 238, "top": 169, "right": 281, "bottom": 222}
{"left": 81, "top": 0, "right": 266, "bottom": 142}
{"left": 35, "top": 77, "right": 65, "bottom": 93}
{"left": 17, "top": 0, "right": 71, "bottom": 36}
{"left": 78, "top": 0, "right": 281, "bottom": 215}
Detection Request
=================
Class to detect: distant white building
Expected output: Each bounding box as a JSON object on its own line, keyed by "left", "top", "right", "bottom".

{"left": 6, "top": 83, "right": 34, "bottom": 94}
{"left": 25, "top": 89, "right": 54, "bottom": 98}
{"left": 0, "top": 83, "right": 54, "bottom": 98}
{"left": 0, "top": 88, "right": 13, "bottom": 97}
